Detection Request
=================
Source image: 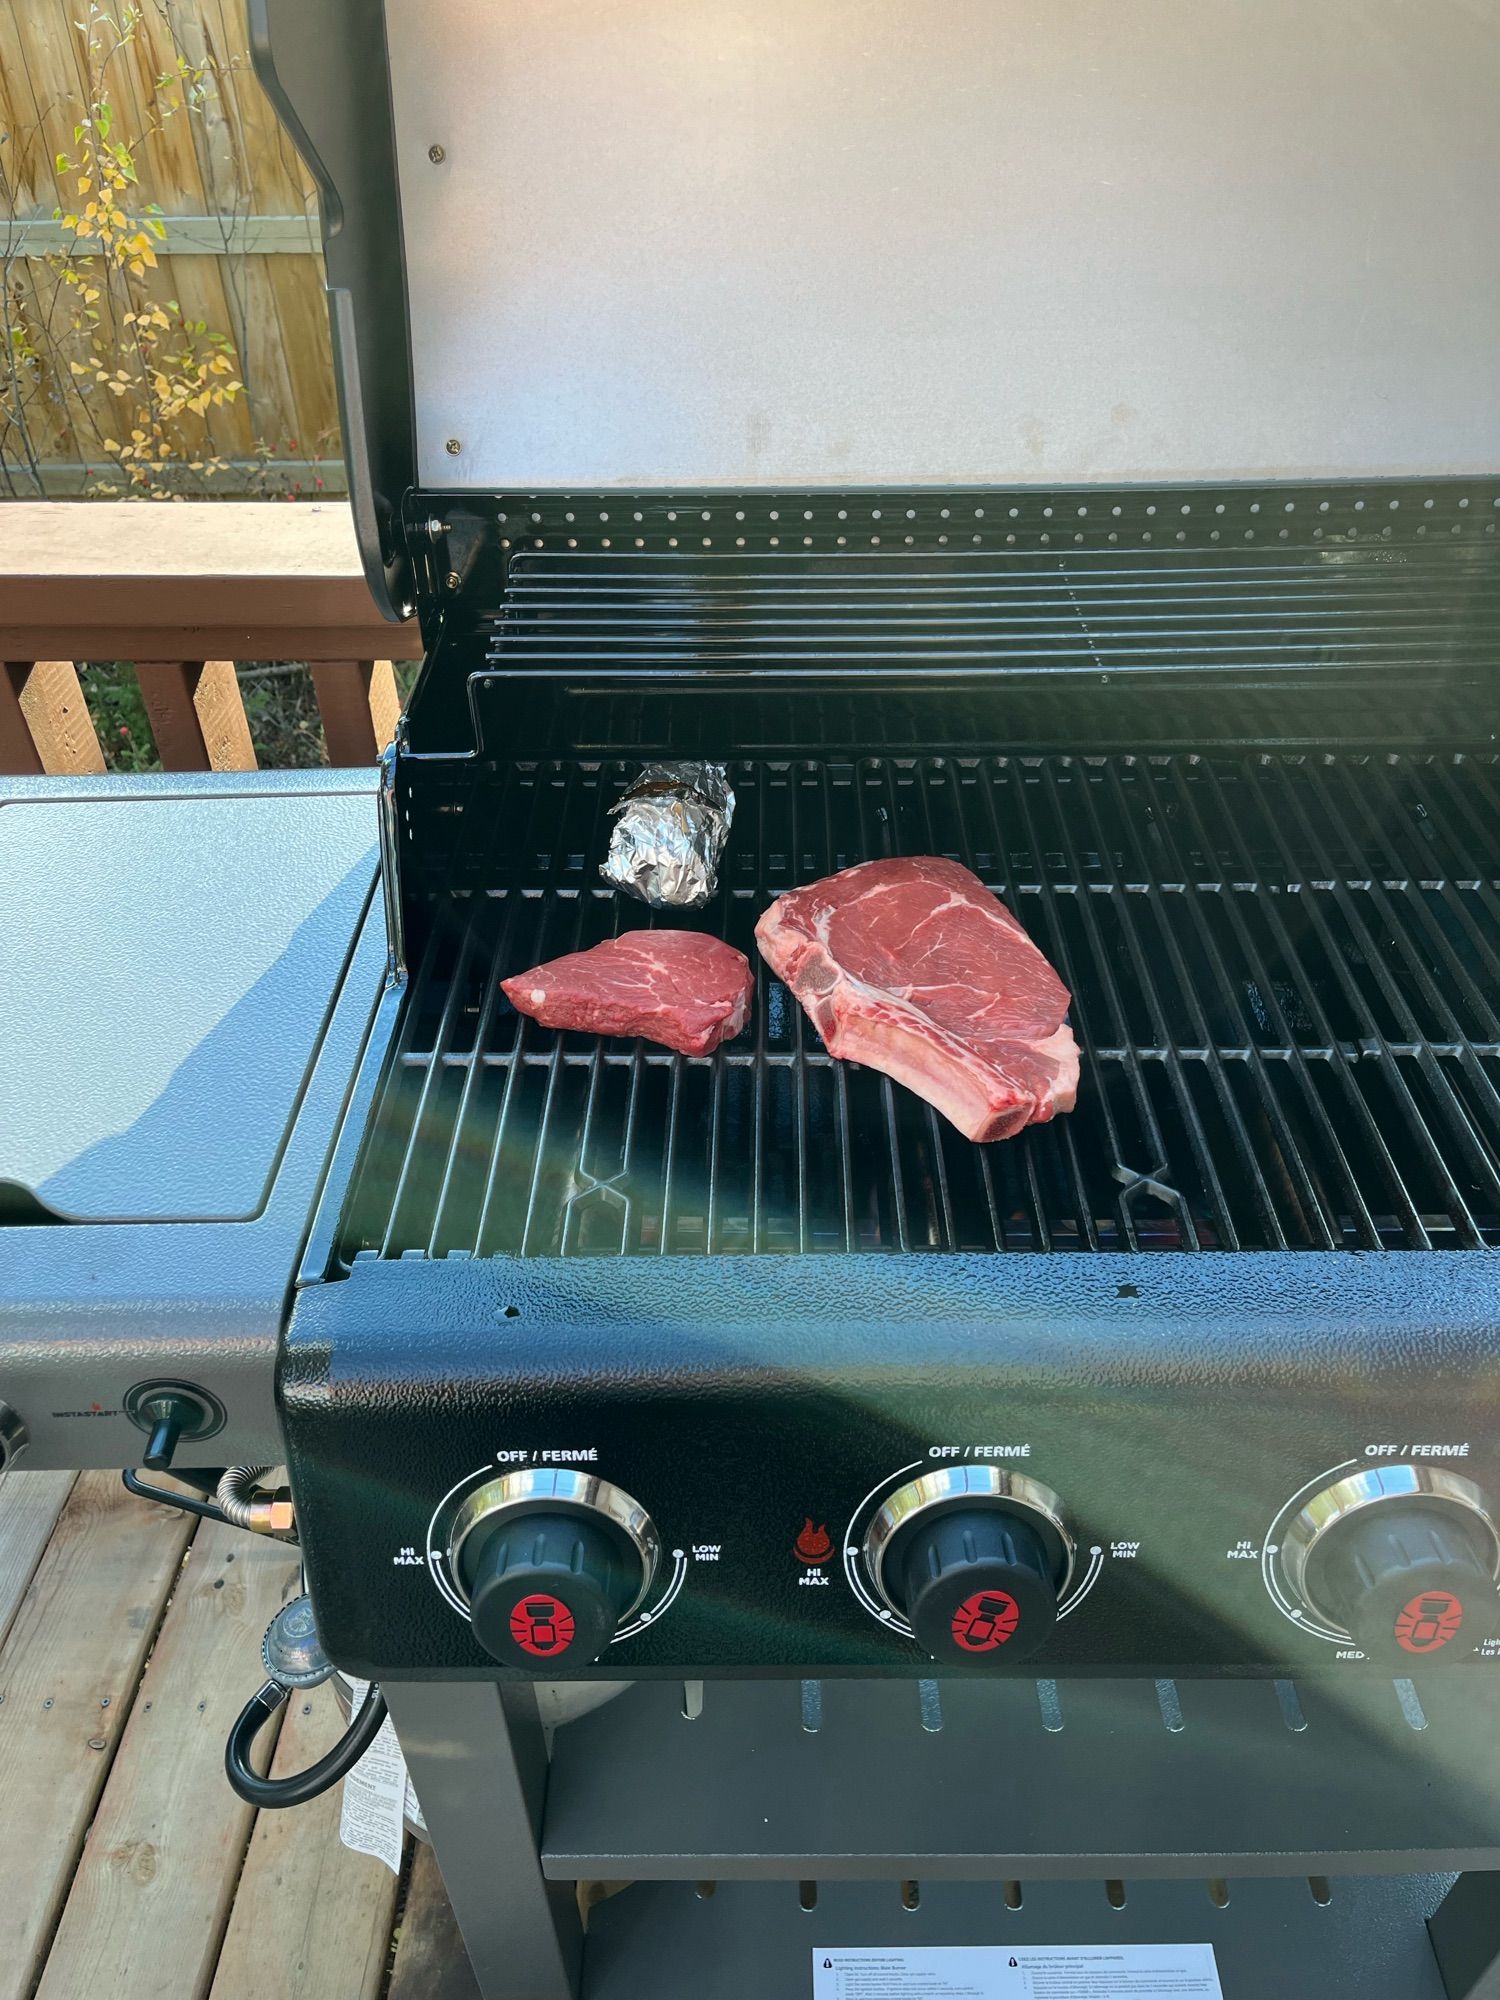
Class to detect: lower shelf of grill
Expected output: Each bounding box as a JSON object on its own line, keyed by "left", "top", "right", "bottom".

{"left": 543, "top": 1674, "right": 1500, "bottom": 1882}
{"left": 581, "top": 1874, "right": 1456, "bottom": 2000}
{"left": 339, "top": 749, "right": 1500, "bottom": 1262}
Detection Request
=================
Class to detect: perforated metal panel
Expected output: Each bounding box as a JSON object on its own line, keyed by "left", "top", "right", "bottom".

{"left": 387, "top": 0, "right": 1500, "bottom": 493}
{"left": 478, "top": 481, "right": 1500, "bottom": 556}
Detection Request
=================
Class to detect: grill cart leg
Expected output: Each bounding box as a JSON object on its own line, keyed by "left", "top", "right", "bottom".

{"left": 1429, "top": 1874, "right": 1500, "bottom": 2000}
{"left": 384, "top": 1681, "right": 582, "bottom": 2000}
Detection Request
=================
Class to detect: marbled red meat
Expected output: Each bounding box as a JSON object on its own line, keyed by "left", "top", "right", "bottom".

{"left": 755, "top": 856, "right": 1078, "bottom": 1141}
{"left": 501, "top": 930, "right": 753, "bottom": 1056}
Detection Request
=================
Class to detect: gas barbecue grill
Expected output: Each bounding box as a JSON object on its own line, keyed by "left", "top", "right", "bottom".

{"left": 9, "top": 0, "right": 1500, "bottom": 1994}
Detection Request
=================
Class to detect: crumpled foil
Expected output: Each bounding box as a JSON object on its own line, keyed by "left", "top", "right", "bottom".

{"left": 600, "top": 761, "right": 735, "bottom": 908}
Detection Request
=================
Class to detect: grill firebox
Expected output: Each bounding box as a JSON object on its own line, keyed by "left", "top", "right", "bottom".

{"left": 339, "top": 744, "right": 1500, "bottom": 1265}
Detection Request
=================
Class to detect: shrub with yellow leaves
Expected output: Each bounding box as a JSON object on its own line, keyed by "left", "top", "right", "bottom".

{"left": 3, "top": 3, "right": 246, "bottom": 498}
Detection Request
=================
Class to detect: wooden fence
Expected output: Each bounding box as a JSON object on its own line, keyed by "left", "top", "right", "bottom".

{"left": 0, "top": 502, "right": 423, "bottom": 772}
{"left": 0, "top": 0, "right": 342, "bottom": 494}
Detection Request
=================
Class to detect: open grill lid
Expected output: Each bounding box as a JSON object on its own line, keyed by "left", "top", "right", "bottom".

{"left": 252, "top": 0, "right": 1500, "bottom": 620}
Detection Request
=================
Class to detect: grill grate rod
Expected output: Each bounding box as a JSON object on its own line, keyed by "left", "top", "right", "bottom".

{"left": 1264, "top": 762, "right": 1500, "bottom": 1236}
{"left": 1206, "top": 761, "right": 1488, "bottom": 1248}
{"left": 1161, "top": 760, "right": 1430, "bottom": 1249}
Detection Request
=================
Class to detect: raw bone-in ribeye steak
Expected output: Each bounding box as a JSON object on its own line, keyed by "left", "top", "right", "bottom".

{"left": 755, "top": 855, "right": 1078, "bottom": 1141}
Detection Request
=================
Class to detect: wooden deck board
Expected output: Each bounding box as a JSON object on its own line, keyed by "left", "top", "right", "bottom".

{"left": 209, "top": 1690, "right": 402, "bottom": 2000}
{"left": 0, "top": 1475, "right": 197, "bottom": 2000}
{"left": 0, "top": 1471, "right": 75, "bottom": 1649}
{"left": 0, "top": 501, "right": 424, "bottom": 661}
{"left": 35, "top": 1521, "right": 301, "bottom": 2000}
{"left": 0, "top": 1480, "right": 490, "bottom": 1999}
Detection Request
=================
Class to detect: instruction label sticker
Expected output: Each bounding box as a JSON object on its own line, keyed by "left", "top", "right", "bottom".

{"left": 812, "top": 1944, "right": 1222, "bottom": 1998}
{"left": 338, "top": 1678, "right": 408, "bottom": 1875}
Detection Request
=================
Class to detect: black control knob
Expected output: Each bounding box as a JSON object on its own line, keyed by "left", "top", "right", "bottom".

{"left": 1311, "top": 1506, "right": 1500, "bottom": 1666}
{"left": 462, "top": 1512, "right": 641, "bottom": 1668}
{"left": 899, "top": 1509, "right": 1059, "bottom": 1664}
{"left": 865, "top": 1469, "right": 1075, "bottom": 1667}
{"left": 446, "top": 1472, "right": 660, "bottom": 1671}
{"left": 142, "top": 1396, "right": 192, "bottom": 1472}
{"left": 1286, "top": 1467, "right": 1500, "bottom": 1667}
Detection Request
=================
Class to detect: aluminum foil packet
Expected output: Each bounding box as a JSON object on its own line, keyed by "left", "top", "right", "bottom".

{"left": 601, "top": 762, "right": 735, "bottom": 908}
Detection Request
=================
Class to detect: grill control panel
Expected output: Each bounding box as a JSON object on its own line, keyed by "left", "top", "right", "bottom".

{"left": 281, "top": 1260, "right": 1500, "bottom": 1683}
{"left": 419, "top": 1459, "right": 1500, "bottom": 1675}
{"left": 319, "top": 1446, "right": 1500, "bottom": 1680}
{"left": 292, "top": 1423, "right": 1500, "bottom": 1682}
{"left": 292, "top": 1430, "right": 1500, "bottom": 1681}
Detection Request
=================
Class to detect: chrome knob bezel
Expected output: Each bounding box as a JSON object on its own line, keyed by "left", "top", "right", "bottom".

{"left": 863, "top": 1466, "right": 1076, "bottom": 1619}
{"left": 446, "top": 1469, "right": 661, "bottom": 1625}
{"left": 1281, "top": 1464, "right": 1500, "bottom": 1636}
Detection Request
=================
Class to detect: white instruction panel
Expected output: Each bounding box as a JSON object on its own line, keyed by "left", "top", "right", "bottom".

{"left": 812, "top": 1944, "right": 1222, "bottom": 1998}
{"left": 338, "top": 1679, "right": 408, "bottom": 1876}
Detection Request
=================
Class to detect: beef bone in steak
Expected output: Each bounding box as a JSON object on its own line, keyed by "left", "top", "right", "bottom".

{"left": 501, "top": 930, "right": 753, "bottom": 1056}
{"left": 755, "top": 856, "right": 1079, "bottom": 1141}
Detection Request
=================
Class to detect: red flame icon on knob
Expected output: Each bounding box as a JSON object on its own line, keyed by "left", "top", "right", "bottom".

{"left": 795, "top": 1519, "right": 833, "bottom": 1565}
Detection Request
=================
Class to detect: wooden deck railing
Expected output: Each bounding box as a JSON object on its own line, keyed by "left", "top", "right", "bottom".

{"left": 0, "top": 502, "right": 424, "bottom": 774}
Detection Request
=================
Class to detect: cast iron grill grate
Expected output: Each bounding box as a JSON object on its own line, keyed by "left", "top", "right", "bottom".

{"left": 339, "top": 749, "right": 1500, "bottom": 1262}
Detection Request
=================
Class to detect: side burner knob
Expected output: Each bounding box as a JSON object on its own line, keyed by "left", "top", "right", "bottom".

{"left": 123, "top": 1379, "right": 225, "bottom": 1470}
{"left": 1284, "top": 1466, "right": 1500, "bottom": 1666}
{"left": 446, "top": 1471, "right": 660, "bottom": 1670}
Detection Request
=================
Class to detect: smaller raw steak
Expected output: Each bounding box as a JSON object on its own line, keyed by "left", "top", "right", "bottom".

{"left": 756, "top": 856, "right": 1078, "bottom": 1141}
{"left": 501, "top": 931, "right": 753, "bottom": 1056}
